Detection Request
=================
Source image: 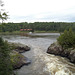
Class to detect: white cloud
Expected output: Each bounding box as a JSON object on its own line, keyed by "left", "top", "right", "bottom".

{"left": 2, "top": 0, "right": 75, "bottom": 22}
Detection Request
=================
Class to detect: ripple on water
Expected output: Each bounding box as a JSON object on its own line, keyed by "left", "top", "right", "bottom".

{"left": 43, "top": 54, "right": 75, "bottom": 75}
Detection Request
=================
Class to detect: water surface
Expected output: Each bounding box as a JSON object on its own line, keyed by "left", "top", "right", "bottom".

{"left": 1, "top": 33, "right": 75, "bottom": 75}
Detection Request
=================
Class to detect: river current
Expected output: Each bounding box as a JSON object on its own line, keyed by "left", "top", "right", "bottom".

{"left": 1, "top": 33, "right": 75, "bottom": 75}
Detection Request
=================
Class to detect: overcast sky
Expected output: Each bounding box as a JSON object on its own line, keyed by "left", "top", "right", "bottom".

{"left": 2, "top": 0, "right": 75, "bottom": 23}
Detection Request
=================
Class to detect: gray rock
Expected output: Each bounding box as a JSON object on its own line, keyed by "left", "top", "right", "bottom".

{"left": 47, "top": 42, "right": 63, "bottom": 55}
{"left": 69, "top": 50, "right": 75, "bottom": 63}
{"left": 47, "top": 42, "right": 75, "bottom": 64}
{"left": 9, "top": 43, "right": 30, "bottom": 53}
{"left": 12, "top": 51, "right": 31, "bottom": 70}
{"left": 61, "top": 49, "right": 70, "bottom": 57}
{"left": 15, "top": 46, "right": 30, "bottom": 53}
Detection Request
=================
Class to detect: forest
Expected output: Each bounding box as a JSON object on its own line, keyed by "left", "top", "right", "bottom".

{"left": 0, "top": 22, "right": 75, "bottom": 33}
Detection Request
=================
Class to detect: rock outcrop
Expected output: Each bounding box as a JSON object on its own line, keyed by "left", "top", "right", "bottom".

{"left": 10, "top": 50, "right": 31, "bottom": 70}
{"left": 69, "top": 50, "right": 75, "bottom": 63}
{"left": 15, "top": 45, "right": 30, "bottom": 53}
{"left": 47, "top": 42, "right": 75, "bottom": 63}
{"left": 10, "top": 43, "right": 31, "bottom": 70}
{"left": 47, "top": 42, "right": 63, "bottom": 55}
{"left": 10, "top": 43, "right": 30, "bottom": 53}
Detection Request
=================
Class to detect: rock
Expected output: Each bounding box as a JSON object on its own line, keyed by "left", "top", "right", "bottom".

{"left": 47, "top": 42, "right": 75, "bottom": 64}
{"left": 9, "top": 43, "right": 30, "bottom": 53}
{"left": 13, "top": 56, "right": 31, "bottom": 70}
{"left": 69, "top": 50, "right": 75, "bottom": 63}
{"left": 15, "top": 46, "right": 30, "bottom": 53}
{"left": 10, "top": 50, "right": 31, "bottom": 70}
{"left": 9, "top": 42, "right": 31, "bottom": 70}
{"left": 47, "top": 42, "right": 63, "bottom": 55}
{"left": 61, "top": 49, "right": 70, "bottom": 57}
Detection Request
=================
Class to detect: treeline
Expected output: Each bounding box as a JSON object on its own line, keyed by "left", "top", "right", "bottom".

{"left": 0, "top": 22, "right": 75, "bottom": 32}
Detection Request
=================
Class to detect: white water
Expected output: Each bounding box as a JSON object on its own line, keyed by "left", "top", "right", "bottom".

{"left": 1, "top": 33, "right": 75, "bottom": 75}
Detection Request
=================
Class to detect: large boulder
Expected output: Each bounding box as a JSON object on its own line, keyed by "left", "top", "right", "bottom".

{"left": 47, "top": 42, "right": 75, "bottom": 64}
{"left": 47, "top": 42, "right": 63, "bottom": 55}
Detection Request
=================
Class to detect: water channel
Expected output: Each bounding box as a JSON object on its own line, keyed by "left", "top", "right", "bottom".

{"left": 1, "top": 33, "right": 75, "bottom": 75}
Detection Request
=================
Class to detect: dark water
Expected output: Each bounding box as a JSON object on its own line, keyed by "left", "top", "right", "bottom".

{"left": 1, "top": 33, "right": 75, "bottom": 75}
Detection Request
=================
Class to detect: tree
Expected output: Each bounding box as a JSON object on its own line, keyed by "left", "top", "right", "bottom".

{"left": 0, "top": 37, "right": 13, "bottom": 75}
{"left": 57, "top": 28, "right": 75, "bottom": 49}
{"left": 0, "top": 0, "right": 8, "bottom": 23}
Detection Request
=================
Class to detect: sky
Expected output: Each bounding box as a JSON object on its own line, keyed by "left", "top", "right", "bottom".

{"left": 2, "top": 0, "right": 75, "bottom": 23}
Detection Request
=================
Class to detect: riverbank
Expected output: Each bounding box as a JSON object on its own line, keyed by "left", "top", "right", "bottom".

{"left": 9, "top": 43, "right": 31, "bottom": 70}
{"left": 35, "top": 30, "right": 59, "bottom": 33}
{"left": 0, "top": 31, "right": 28, "bottom": 35}
{"left": 47, "top": 42, "right": 75, "bottom": 64}
{"left": 0, "top": 31, "right": 60, "bottom": 35}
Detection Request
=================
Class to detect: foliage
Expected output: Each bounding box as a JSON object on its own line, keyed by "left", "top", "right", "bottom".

{"left": 57, "top": 28, "right": 75, "bottom": 49}
{"left": 0, "top": 22, "right": 75, "bottom": 33}
{"left": 0, "top": 37, "right": 13, "bottom": 75}
{"left": 0, "top": 0, "right": 8, "bottom": 23}
{"left": 10, "top": 51, "right": 24, "bottom": 66}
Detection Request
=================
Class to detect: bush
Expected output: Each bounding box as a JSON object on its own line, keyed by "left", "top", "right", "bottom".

{"left": 0, "top": 37, "right": 13, "bottom": 75}
{"left": 57, "top": 28, "right": 75, "bottom": 49}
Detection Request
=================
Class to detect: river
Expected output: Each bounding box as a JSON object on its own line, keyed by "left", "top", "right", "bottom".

{"left": 1, "top": 33, "right": 75, "bottom": 75}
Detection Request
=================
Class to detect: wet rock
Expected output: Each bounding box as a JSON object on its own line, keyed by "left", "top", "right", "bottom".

{"left": 9, "top": 43, "right": 30, "bottom": 53}
{"left": 47, "top": 42, "right": 63, "bottom": 55}
{"left": 15, "top": 46, "right": 30, "bottom": 53}
{"left": 10, "top": 50, "right": 31, "bottom": 70}
{"left": 69, "top": 50, "right": 75, "bottom": 63}
{"left": 9, "top": 42, "right": 31, "bottom": 71}
{"left": 47, "top": 42, "right": 75, "bottom": 64}
{"left": 13, "top": 56, "right": 31, "bottom": 70}
{"left": 61, "top": 49, "right": 70, "bottom": 57}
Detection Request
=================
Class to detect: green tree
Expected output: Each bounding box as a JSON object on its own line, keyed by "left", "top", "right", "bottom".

{"left": 0, "top": 37, "right": 13, "bottom": 75}
{"left": 57, "top": 28, "right": 75, "bottom": 49}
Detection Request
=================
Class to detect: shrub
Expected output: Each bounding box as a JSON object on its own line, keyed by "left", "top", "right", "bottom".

{"left": 57, "top": 28, "right": 75, "bottom": 49}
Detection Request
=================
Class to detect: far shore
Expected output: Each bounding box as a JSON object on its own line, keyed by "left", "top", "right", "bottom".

{"left": 0, "top": 31, "right": 60, "bottom": 35}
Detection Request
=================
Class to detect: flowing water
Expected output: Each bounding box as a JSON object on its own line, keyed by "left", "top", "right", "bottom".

{"left": 1, "top": 33, "right": 75, "bottom": 75}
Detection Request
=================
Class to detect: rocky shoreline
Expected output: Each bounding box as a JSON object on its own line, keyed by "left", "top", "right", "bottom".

{"left": 15, "top": 45, "right": 30, "bottom": 53}
{"left": 47, "top": 42, "right": 75, "bottom": 64}
{"left": 10, "top": 43, "right": 31, "bottom": 70}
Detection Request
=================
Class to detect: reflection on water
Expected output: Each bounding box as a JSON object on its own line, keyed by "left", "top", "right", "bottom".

{"left": 0, "top": 33, "right": 75, "bottom": 75}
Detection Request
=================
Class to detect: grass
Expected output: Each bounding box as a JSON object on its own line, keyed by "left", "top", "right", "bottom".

{"left": 10, "top": 51, "right": 24, "bottom": 66}
{"left": 0, "top": 30, "right": 59, "bottom": 35}
{"left": 34, "top": 30, "right": 59, "bottom": 33}
{"left": 0, "top": 31, "right": 29, "bottom": 35}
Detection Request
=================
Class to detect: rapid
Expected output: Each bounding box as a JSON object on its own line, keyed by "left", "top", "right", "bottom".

{"left": 1, "top": 33, "right": 75, "bottom": 75}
